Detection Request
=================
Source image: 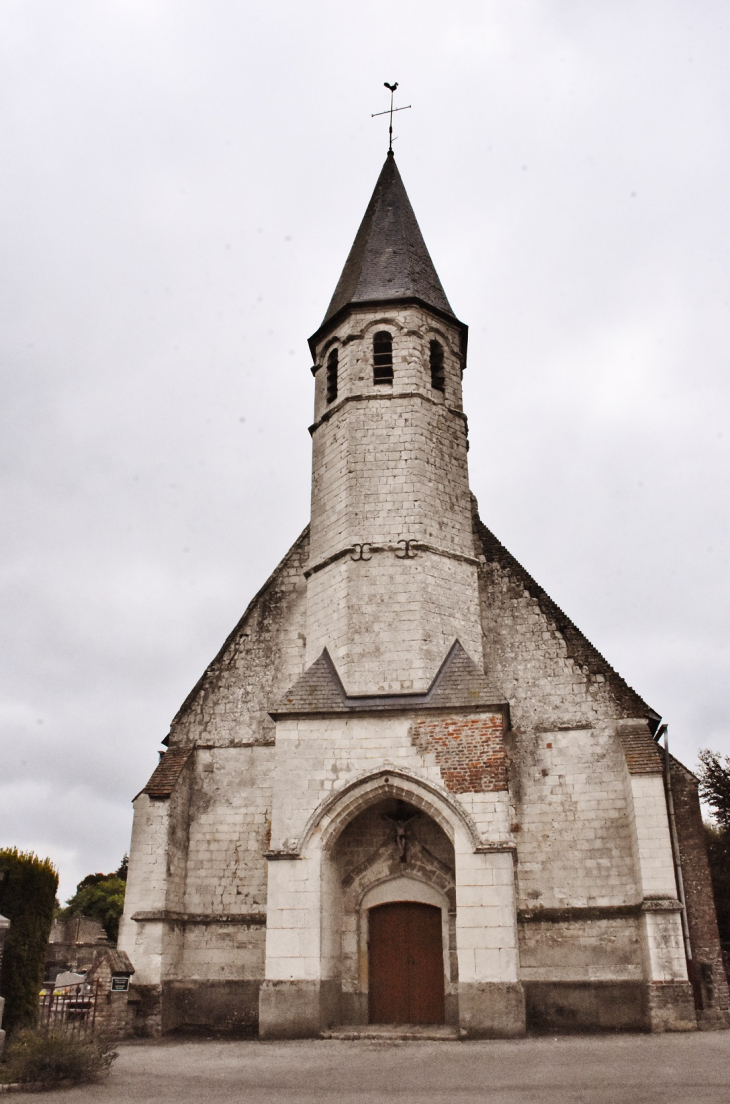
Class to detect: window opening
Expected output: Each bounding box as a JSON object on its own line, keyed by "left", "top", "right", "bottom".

{"left": 326, "top": 348, "right": 338, "bottom": 404}
{"left": 373, "top": 331, "right": 393, "bottom": 384}
{"left": 429, "top": 340, "right": 445, "bottom": 392}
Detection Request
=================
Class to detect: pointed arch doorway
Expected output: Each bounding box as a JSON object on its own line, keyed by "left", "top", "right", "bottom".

{"left": 368, "top": 901, "right": 446, "bottom": 1024}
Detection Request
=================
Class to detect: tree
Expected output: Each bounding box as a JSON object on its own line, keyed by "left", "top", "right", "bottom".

{"left": 0, "top": 848, "right": 58, "bottom": 1034}
{"left": 697, "top": 750, "right": 730, "bottom": 975}
{"left": 58, "top": 857, "right": 128, "bottom": 944}
{"left": 698, "top": 750, "right": 730, "bottom": 830}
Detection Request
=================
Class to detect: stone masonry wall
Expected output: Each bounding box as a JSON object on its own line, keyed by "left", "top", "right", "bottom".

{"left": 518, "top": 916, "right": 642, "bottom": 982}
{"left": 183, "top": 745, "right": 273, "bottom": 923}
{"left": 310, "top": 306, "right": 468, "bottom": 563}
{"left": 306, "top": 552, "right": 483, "bottom": 696}
{"left": 474, "top": 507, "right": 652, "bottom": 914}
{"left": 306, "top": 304, "right": 482, "bottom": 693}
{"left": 269, "top": 712, "right": 512, "bottom": 853}
{"left": 120, "top": 532, "right": 311, "bottom": 1025}
{"left": 475, "top": 511, "right": 650, "bottom": 731}
{"left": 509, "top": 724, "right": 639, "bottom": 910}
{"left": 670, "top": 759, "right": 730, "bottom": 1018}
{"left": 410, "top": 714, "right": 507, "bottom": 794}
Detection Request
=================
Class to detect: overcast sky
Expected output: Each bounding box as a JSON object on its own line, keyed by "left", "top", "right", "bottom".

{"left": 1, "top": 1, "right": 728, "bottom": 903}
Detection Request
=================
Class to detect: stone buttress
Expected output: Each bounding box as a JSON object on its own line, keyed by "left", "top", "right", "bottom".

{"left": 118, "top": 151, "right": 728, "bottom": 1038}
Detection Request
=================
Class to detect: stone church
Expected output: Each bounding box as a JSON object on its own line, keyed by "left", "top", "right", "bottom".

{"left": 118, "top": 151, "right": 728, "bottom": 1038}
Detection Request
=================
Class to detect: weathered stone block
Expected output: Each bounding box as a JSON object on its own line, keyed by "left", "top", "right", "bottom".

{"left": 162, "top": 980, "right": 261, "bottom": 1036}
{"left": 525, "top": 980, "right": 646, "bottom": 1033}
{"left": 258, "top": 979, "right": 340, "bottom": 1038}
{"left": 457, "top": 982, "right": 525, "bottom": 1038}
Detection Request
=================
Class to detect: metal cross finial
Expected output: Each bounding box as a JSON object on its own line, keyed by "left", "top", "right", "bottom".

{"left": 372, "top": 81, "right": 411, "bottom": 153}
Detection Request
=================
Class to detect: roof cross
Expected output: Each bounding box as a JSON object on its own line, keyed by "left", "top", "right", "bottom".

{"left": 372, "top": 82, "right": 411, "bottom": 153}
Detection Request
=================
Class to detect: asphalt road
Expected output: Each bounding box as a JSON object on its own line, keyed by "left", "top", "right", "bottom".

{"left": 31, "top": 1032, "right": 730, "bottom": 1104}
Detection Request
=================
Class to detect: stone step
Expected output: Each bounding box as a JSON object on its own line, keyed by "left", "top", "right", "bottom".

{"left": 322, "top": 1023, "right": 462, "bottom": 1041}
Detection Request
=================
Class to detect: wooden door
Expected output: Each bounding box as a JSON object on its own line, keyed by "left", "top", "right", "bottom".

{"left": 368, "top": 901, "right": 445, "bottom": 1024}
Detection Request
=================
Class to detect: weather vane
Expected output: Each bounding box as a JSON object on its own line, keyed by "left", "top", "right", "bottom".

{"left": 372, "top": 82, "right": 411, "bottom": 153}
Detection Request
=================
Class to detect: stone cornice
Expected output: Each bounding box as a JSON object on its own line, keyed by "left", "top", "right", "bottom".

{"left": 517, "top": 898, "right": 683, "bottom": 923}
{"left": 303, "top": 539, "right": 479, "bottom": 580}
{"left": 308, "top": 388, "right": 467, "bottom": 436}
{"left": 308, "top": 296, "right": 468, "bottom": 361}
{"left": 131, "top": 910, "right": 266, "bottom": 925}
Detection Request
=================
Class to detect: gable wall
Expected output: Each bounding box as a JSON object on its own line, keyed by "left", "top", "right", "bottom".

{"left": 122, "top": 531, "right": 311, "bottom": 1033}
{"left": 172, "top": 531, "right": 309, "bottom": 940}
{"left": 475, "top": 512, "right": 650, "bottom": 913}
{"left": 168, "top": 529, "right": 309, "bottom": 748}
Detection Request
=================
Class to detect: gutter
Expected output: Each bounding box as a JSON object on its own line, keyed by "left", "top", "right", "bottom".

{"left": 656, "top": 721, "right": 693, "bottom": 962}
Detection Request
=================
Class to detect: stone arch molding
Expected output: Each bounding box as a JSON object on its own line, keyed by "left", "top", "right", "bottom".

{"left": 297, "top": 765, "right": 482, "bottom": 855}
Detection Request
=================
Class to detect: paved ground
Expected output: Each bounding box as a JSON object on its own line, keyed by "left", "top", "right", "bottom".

{"left": 33, "top": 1032, "right": 730, "bottom": 1103}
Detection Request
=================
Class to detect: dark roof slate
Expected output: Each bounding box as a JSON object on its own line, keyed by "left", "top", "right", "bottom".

{"left": 87, "top": 948, "right": 135, "bottom": 977}
{"left": 619, "top": 731, "right": 664, "bottom": 773}
{"left": 273, "top": 640, "right": 505, "bottom": 718}
{"left": 277, "top": 649, "right": 347, "bottom": 713}
{"left": 320, "top": 152, "right": 455, "bottom": 328}
{"left": 141, "top": 747, "right": 193, "bottom": 799}
{"left": 428, "top": 641, "right": 505, "bottom": 709}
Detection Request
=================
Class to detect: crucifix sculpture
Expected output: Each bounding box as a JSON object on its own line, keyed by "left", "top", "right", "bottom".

{"left": 383, "top": 804, "right": 420, "bottom": 862}
{"left": 372, "top": 81, "right": 412, "bottom": 152}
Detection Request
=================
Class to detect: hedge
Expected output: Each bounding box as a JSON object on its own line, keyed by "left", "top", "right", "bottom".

{"left": 0, "top": 848, "right": 58, "bottom": 1035}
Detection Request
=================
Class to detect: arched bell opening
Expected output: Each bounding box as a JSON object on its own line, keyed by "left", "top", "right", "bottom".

{"left": 324, "top": 796, "right": 458, "bottom": 1027}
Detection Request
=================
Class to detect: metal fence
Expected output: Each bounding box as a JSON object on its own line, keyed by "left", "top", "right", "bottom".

{"left": 38, "top": 980, "right": 101, "bottom": 1037}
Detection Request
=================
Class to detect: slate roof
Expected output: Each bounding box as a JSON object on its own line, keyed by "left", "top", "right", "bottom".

{"left": 140, "top": 746, "right": 193, "bottom": 799}
{"left": 315, "top": 152, "right": 460, "bottom": 337}
{"left": 617, "top": 726, "right": 665, "bottom": 773}
{"left": 272, "top": 640, "right": 506, "bottom": 718}
{"left": 87, "top": 948, "right": 135, "bottom": 977}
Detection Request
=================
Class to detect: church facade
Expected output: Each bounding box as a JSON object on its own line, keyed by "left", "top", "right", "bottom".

{"left": 118, "top": 152, "right": 729, "bottom": 1038}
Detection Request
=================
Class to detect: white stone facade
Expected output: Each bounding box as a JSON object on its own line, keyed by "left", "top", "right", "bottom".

{"left": 307, "top": 305, "right": 482, "bottom": 694}
{"left": 117, "top": 152, "right": 722, "bottom": 1039}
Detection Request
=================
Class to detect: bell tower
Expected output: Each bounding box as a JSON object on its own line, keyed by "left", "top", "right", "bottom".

{"left": 305, "top": 151, "right": 483, "bottom": 694}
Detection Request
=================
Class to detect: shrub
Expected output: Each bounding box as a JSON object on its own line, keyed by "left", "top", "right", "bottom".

{"left": 0, "top": 849, "right": 58, "bottom": 1033}
{"left": 0, "top": 1028, "right": 117, "bottom": 1088}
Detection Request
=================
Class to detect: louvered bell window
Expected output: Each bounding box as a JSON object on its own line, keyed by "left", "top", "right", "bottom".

{"left": 429, "top": 340, "right": 445, "bottom": 392}
{"left": 326, "top": 348, "right": 338, "bottom": 404}
{"left": 373, "top": 331, "right": 393, "bottom": 384}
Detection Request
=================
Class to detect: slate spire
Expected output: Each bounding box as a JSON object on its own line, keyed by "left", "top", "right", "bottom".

{"left": 320, "top": 151, "right": 456, "bottom": 328}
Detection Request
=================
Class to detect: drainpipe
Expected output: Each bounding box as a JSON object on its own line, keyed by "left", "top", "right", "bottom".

{"left": 657, "top": 722, "right": 692, "bottom": 962}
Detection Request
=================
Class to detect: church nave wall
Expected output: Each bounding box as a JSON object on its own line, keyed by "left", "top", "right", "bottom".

{"left": 508, "top": 724, "right": 639, "bottom": 911}
{"left": 183, "top": 745, "right": 274, "bottom": 917}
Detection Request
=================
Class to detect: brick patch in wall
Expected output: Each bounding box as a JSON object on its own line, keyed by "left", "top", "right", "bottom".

{"left": 670, "top": 758, "right": 730, "bottom": 1015}
{"left": 410, "top": 713, "right": 506, "bottom": 793}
